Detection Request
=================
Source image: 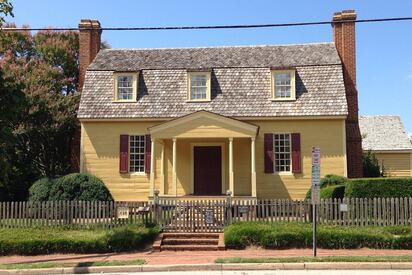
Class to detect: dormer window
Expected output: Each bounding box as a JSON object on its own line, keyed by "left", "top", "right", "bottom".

{"left": 272, "top": 70, "right": 296, "bottom": 101}
{"left": 187, "top": 72, "right": 211, "bottom": 102}
{"left": 114, "top": 73, "right": 138, "bottom": 102}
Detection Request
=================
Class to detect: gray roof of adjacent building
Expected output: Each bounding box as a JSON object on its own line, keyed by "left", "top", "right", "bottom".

{"left": 359, "top": 115, "right": 412, "bottom": 151}
{"left": 78, "top": 42, "right": 348, "bottom": 119}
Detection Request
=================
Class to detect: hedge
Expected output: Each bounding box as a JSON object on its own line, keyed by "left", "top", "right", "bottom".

{"left": 320, "top": 185, "right": 346, "bottom": 199}
{"left": 0, "top": 225, "right": 159, "bottom": 255}
{"left": 345, "top": 177, "right": 412, "bottom": 198}
{"left": 29, "top": 173, "right": 113, "bottom": 201}
{"left": 224, "top": 222, "right": 412, "bottom": 249}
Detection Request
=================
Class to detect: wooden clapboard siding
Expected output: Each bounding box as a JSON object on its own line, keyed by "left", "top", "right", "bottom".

{"left": 81, "top": 118, "right": 346, "bottom": 201}
{"left": 233, "top": 138, "right": 251, "bottom": 196}
{"left": 250, "top": 119, "right": 346, "bottom": 200}
{"left": 81, "top": 121, "right": 162, "bottom": 201}
{"left": 374, "top": 152, "right": 412, "bottom": 177}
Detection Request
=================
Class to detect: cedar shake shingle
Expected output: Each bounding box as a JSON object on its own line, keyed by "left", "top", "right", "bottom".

{"left": 78, "top": 43, "right": 348, "bottom": 119}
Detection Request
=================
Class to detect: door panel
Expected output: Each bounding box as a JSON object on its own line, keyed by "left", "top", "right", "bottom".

{"left": 194, "top": 146, "right": 222, "bottom": 195}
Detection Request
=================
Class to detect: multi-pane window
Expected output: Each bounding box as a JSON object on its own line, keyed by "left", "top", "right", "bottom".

{"left": 274, "top": 133, "right": 291, "bottom": 172}
{"left": 272, "top": 70, "right": 295, "bottom": 100}
{"left": 190, "top": 74, "right": 207, "bottom": 100}
{"left": 188, "top": 72, "right": 211, "bottom": 101}
{"left": 116, "top": 75, "right": 134, "bottom": 100}
{"left": 129, "top": 135, "right": 145, "bottom": 173}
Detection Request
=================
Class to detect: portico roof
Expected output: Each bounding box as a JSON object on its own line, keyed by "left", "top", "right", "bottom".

{"left": 148, "top": 110, "right": 259, "bottom": 139}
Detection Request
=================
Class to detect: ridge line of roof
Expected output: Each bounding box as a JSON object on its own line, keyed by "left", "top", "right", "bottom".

{"left": 86, "top": 63, "right": 343, "bottom": 72}
{"left": 100, "top": 42, "right": 335, "bottom": 52}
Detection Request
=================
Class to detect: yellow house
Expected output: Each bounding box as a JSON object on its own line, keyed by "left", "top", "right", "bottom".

{"left": 77, "top": 11, "right": 363, "bottom": 201}
{"left": 360, "top": 116, "right": 412, "bottom": 177}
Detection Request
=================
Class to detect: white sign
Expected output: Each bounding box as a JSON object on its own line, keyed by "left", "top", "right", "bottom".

{"left": 339, "top": 203, "right": 348, "bottom": 212}
{"left": 117, "top": 207, "right": 129, "bottom": 219}
{"left": 311, "top": 147, "right": 321, "bottom": 187}
{"left": 205, "top": 209, "right": 215, "bottom": 224}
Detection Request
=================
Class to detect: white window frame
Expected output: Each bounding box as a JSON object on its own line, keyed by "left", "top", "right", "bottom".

{"left": 113, "top": 72, "right": 139, "bottom": 102}
{"left": 129, "top": 134, "right": 145, "bottom": 174}
{"left": 273, "top": 133, "right": 293, "bottom": 175}
{"left": 187, "top": 71, "right": 211, "bottom": 102}
{"left": 271, "top": 70, "right": 296, "bottom": 101}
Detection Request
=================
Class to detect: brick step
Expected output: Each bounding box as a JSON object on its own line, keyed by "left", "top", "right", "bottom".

{"left": 160, "top": 244, "right": 219, "bottom": 251}
{"left": 162, "top": 238, "right": 218, "bottom": 245}
{"left": 162, "top": 233, "right": 220, "bottom": 239}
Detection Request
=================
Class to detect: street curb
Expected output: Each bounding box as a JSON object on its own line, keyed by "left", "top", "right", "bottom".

{"left": 1, "top": 262, "right": 412, "bottom": 274}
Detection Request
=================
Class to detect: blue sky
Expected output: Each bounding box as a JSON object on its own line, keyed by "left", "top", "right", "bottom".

{"left": 5, "top": 0, "right": 412, "bottom": 134}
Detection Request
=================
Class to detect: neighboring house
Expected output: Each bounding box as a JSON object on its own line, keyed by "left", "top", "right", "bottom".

{"left": 77, "top": 10, "right": 363, "bottom": 201}
{"left": 360, "top": 116, "right": 412, "bottom": 177}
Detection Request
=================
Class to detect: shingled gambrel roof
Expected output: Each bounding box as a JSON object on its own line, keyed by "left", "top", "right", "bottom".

{"left": 78, "top": 43, "right": 348, "bottom": 119}
{"left": 360, "top": 116, "right": 412, "bottom": 151}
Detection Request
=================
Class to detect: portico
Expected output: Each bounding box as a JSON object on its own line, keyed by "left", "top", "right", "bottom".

{"left": 148, "top": 111, "right": 259, "bottom": 198}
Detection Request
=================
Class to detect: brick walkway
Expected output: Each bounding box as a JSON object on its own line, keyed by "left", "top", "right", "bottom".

{"left": 1, "top": 248, "right": 412, "bottom": 266}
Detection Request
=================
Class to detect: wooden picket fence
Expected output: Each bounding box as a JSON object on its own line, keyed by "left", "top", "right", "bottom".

{"left": 0, "top": 201, "right": 152, "bottom": 228}
{"left": 0, "top": 197, "right": 412, "bottom": 229}
{"left": 229, "top": 197, "right": 412, "bottom": 226}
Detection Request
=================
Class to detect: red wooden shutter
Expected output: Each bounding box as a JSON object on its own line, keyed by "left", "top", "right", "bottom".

{"left": 145, "top": 134, "right": 151, "bottom": 174}
{"left": 264, "top": 133, "right": 274, "bottom": 173}
{"left": 291, "top": 133, "right": 302, "bottom": 174}
{"left": 119, "top": 135, "right": 129, "bottom": 173}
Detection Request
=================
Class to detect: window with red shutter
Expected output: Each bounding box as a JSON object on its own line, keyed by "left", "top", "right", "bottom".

{"left": 145, "top": 134, "right": 151, "bottom": 174}
{"left": 291, "top": 133, "right": 302, "bottom": 174}
{"left": 264, "top": 133, "right": 274, "bottom": 173}
{"left": 119, "top": 135, "right": 129, "bottom": 173}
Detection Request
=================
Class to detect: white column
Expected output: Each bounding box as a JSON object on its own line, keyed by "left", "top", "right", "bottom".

{"left": 251, "top": 137, "right": 257, "bottom": 197}
{"left": 160, "top": 141, "right": 165, "bottom": 195}
{"left": 150, "top": 138, "right": 156, "bottom": 197}
{"left": 229, "top": 137, "right": 234, "bottom": 195}
{"left": 172, "top": 138, "right": 177, "bottom": 196}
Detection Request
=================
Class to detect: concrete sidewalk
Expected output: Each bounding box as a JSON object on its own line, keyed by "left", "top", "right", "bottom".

{"left": 1, "top": 248, "right": 412, "bottom": 266}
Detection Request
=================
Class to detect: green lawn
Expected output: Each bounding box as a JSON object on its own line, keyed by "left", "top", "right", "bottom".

{"left": 0, "top": 224, "right": 159, "bottom": 255}
{"left": 224, "top": 221, "right": 412, "bottom": 249}
{"left": 0, "top": 259, "right": 145, "bottom": 270}
{"left": 216, "top": 255, "right": 412, "bottom": 264}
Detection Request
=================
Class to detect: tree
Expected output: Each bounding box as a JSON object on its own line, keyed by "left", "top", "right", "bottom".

{"left": 0, "top": 70, "right": 27, "bottom": 200}
{"left": 363, "top": 151, "right": 382, "bottom": 178}
{"left": 0, "top": 23, "right": 80, "bottom": 200}
{"left": 0, "top": 0, "right": 13, "bottom": 26}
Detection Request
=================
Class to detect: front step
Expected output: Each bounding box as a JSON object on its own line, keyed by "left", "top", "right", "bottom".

{"left": 153, "top": 232, "right": 225, "bottom": 251}
{"left": 162, "top": 238, "right": 218, "bottom": 245}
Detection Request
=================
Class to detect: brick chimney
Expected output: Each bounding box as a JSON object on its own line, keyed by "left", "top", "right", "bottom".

{"left": 332, "top": 10, "right": 363, "bottom": 178}
{"left": 71, "top": 19, "right": 101, "bottom": 173}
{"left": 78, "top": 19, "right": 101, "bottom": 92}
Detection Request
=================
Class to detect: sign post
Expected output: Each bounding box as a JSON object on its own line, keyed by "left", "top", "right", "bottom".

{"left": 311, "top": 146, "right": 321, "bottom": 257}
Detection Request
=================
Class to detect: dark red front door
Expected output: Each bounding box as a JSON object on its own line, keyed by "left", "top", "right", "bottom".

{"left": 194, "top": 146, "right": 222, "bottom": 195}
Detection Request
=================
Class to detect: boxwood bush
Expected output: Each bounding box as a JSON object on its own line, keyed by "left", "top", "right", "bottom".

{"left": 29, "top": 173, "right": 113, "bottom": 201}
{"left": 0, "top": 225, "right": 159, "bottom": 255}
{"left": 225, "top": 222, "right": 412, "bottom": 249}
{"left": 306, "top": 174, "right": 348, "bottom": 199}
{"left": 320, "top": 185, "right": 346, "bottom": 199}
{"left": 345, "top": 177, "right": 412, "bottom": 198}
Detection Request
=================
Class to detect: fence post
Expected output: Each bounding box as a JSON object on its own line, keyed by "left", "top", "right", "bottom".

{"left": 226, "top": 190, "right": 233, "bottom": 225}
{"left": 153, "top": 189, "right": 159, "bottom": 224}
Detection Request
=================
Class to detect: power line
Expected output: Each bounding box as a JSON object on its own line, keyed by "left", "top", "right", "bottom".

{"left": 1, "top": 16, "right": 412, "bottom": 32}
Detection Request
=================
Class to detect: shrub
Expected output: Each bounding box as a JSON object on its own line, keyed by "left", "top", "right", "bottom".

{"left": 29, "top": 178, "right": 54, "bottom": 201}
{"left": 306, "top": 174, "right": 348, "bottom": 199}
{"left": 224, "top": 222, "right": 412, "bottom": 250}
{"left": 345, "top": 177, "right": 412, "bottom": 198}
{"left": 29, "top": 173, "right": 113, "bottom": 201}
{"left": 320, "top": 174, "right": 348, "bottom": 188}
{"left": 320, "top": 185, "right": 346, "bottom": 199}
{"left": 363, "top": 151, "right": 382, "bottom": 177}
{"left": 0, "top": 225, "right": 159, "bottom": 255}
